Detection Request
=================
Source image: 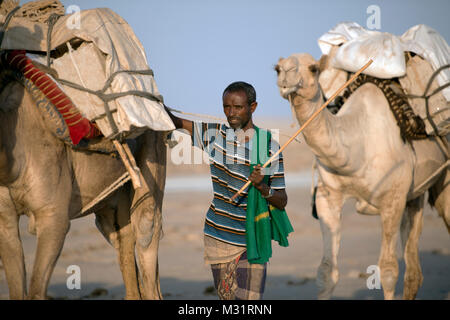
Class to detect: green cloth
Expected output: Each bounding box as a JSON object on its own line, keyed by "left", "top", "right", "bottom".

{"left": 246, "top": 126, "right": 294, "bottom": 264}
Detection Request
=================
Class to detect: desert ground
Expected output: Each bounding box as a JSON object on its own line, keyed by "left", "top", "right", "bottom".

{"left": 0, "top": 118, "right": 449, "bottom": 300}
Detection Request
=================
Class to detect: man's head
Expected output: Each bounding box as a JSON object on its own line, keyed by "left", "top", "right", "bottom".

{"left": 222, "top": 81, "right": 257, "bottom": 130}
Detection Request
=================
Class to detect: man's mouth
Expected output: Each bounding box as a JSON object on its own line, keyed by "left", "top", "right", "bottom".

{"left": 228, "top": 118, "right": 240, "bottom": 123}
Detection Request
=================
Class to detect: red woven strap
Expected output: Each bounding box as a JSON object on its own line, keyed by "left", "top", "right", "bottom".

{"left": 7, "top": 50, "right": 101, "bottom": 145}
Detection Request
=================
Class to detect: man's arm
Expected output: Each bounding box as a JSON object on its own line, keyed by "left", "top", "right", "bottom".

{"left": 248, "top": 164, "right": 288, "bottom": 210}
{"left": 164, "top": 105, "right": 193, "bottom": 136}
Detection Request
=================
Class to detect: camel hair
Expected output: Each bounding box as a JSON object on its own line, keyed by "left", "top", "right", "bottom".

{"left": 0, "top": 71, "right": 167, "bottom": 299}
{"left": 274, "top": 53, "right": 449, "bottom": 300}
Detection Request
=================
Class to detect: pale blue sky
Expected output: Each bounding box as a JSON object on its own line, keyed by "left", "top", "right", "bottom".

{"left": 28, "top": 0, "right": 450, "bottom": 118}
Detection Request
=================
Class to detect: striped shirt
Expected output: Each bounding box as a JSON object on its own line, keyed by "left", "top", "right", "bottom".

{"left": 192, "top": 121, "right": 286, "bottom": 247}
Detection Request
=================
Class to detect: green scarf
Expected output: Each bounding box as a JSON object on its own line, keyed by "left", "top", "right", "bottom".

{"left": 246, "top": 126, "right": 294, "bottom": 264}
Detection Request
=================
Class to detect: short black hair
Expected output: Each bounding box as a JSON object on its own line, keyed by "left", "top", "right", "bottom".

{"left": 222, "top": 81, "right": 256, "bottom": 106}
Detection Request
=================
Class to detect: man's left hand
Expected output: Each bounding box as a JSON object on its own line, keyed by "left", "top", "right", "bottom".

{"left": 249, "top": 164, "right": 264, "bottom": 187}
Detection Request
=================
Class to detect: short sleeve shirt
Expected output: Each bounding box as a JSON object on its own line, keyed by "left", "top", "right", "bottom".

{"left": 191, "top": 121, "right": 286, "bottom": 246}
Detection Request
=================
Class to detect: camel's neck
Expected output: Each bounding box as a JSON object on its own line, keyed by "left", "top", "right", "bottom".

{"left": 290, "top": 89, "right": 350, "bottom": 170}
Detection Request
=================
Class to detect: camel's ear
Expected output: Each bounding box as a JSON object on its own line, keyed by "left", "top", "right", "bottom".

{"left": 318, "top": 54, "right": 328, "bottom": 73}
{"left": 274, "top": 64, "right": 280, "bottom": 74}
{"left": 309, "top": 63, "right": 319, "bottom": 74}
{"left": 274, "top": 57, "right": 284, "bottom": 74}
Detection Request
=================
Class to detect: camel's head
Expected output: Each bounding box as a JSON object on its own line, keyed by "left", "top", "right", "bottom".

{"left": 274, "top": 53, "right": 320, "bottom": 101}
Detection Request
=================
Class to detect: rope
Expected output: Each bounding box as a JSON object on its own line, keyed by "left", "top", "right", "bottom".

{"left": 167, "top": 106, "right": 302, "bottom": 144}
{"left": 166, "top": 106, "right": 225, "bottom": 121}
{"left": 400, "top": 63, "right": 450, "bottom": 137}
{"left": 53, "top": 69, "right": 158, "bottom": 137}
{"left": 77, "top": 172, "right": 131, "bottom": 217}
{"left": 45, "top": 13, "right": 61, "bottom": 67}
{"left": 67, "top": 42, "right": 89, "bottom": 93}
{"left": 65, "top": 40, "right": 110, "bottom": 136}
{"left": 412, "top": 160, "right": 449, "bottom": 194}
{"left": 0, "top": 5, "right": 20, "bottom": 45}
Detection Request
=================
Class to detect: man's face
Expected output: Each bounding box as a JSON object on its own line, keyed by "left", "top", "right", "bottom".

{"left": 223, "top": 90, "right": 256, "bottom": 130}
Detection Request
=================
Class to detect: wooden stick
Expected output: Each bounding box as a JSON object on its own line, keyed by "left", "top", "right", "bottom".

{"left": 230, "top": 59, "right": 373, "bottom": 201}
{"left": 122, "top": 142, "right": 140, "bottom": 172}
{"left": 113, "top": 140, "right": 142, "bottom": 189}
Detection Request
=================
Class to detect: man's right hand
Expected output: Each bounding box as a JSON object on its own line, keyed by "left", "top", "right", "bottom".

{"left": 164, "top": 105, "right": 193, "bottom": 136}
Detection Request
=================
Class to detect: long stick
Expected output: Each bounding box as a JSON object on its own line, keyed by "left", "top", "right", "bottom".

{"left": 113, "top": 140, "right": 142, "bottom": 189}
{"left": 230, "top": 59, "right": 373, "bottom": 201}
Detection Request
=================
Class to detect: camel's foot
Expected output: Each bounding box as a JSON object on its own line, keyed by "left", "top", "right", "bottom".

{"left": 316, "top": 261, "right": 339, "bottom": 300}
{"left": 402, "top": 273, "right": 423, "bottom": 300}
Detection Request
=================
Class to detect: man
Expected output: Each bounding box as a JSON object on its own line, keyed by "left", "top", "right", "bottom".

{"left": 165, "top": 81, "right": 290, "bottom": 300}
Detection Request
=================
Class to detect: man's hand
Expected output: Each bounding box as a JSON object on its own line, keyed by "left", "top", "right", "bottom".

{"left": 249, "top": 164, "right": 264, "bottom": 187}
{"left": 248, "top": 164, "right": 288, "bottom": 210}
{"left": 164, "top": 105, "right": 193, "bottom": 135}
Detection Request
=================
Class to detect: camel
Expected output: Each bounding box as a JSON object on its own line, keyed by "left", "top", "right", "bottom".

{"left": 0, "top": 67, "right": 167, "bottom": 299}
{"left": 274, "top": 53, "right": 449, "bottom": 300}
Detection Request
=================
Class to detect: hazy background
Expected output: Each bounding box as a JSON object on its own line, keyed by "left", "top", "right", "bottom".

{"left": 4, "top": 0, "right": 448, "bottom": 300}
{"left": 39, "top": 0, "right": 450, "bottom": 118}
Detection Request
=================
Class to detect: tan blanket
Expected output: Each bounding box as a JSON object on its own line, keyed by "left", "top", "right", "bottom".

{"left": 1, "top": 7, "right": 175, "bottom": 138}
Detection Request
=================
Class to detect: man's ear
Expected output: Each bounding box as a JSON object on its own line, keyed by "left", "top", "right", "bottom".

{"left": 250, "top": 101, "right": 258, "bottom": 113}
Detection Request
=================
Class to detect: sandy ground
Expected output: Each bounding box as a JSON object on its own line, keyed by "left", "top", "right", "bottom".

{"left": 0, "top": 119, "right": 449, "bottom": 300}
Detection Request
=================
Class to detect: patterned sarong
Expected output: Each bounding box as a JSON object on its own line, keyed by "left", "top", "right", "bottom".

{"left": 210, "top": 251, "right": 267, "bottom": 300}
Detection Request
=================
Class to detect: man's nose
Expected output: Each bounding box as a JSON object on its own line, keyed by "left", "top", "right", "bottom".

{"left": 229, "top": 106, "right": 238, "bottom": 116}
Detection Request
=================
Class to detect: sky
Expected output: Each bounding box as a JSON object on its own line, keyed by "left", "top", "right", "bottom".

{"left": 24, "top": 0, "right": 450, "bottom": 118}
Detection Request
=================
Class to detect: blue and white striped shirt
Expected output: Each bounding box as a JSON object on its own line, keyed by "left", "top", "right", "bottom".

{"left": 191, "top": 121, "right": 286, "bottom": 247}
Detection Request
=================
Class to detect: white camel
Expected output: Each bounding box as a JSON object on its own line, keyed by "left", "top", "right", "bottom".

{"left": 274, "top": 53, "right": 449, "bottom": 300}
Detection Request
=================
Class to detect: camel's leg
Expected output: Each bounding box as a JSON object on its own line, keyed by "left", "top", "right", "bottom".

{"left": 22, "top": 162, "right": 72, "bottom": 299}
{"left": 400, "top": 196, "right": 424, "bottom": 300}
{"left": 315, "top": 185, "right": 344, "bottom": 300}
{"left": 131, "top": 179, "right": 163, "bottom": 300}
{"left": 378, "top": 200, "right": 405, "bottom": 300}
{"left": 95, "top": 187, "right": 141, "bottom": 300}
{"left": 0, "top": 188, "right": 26, "bottom": 299}
{"left": 27, "top": 206, "right": 70, "bottom": 299}
{"left": 131, "top": 131, "right": 166, "bottom": 300}
{"left": 428, "top": 169, "right": 450, "bottom": 233}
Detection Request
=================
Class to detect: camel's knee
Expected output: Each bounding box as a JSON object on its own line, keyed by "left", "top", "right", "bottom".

{"left": 95, "top": 211, "right": 119, "bottom": 248}
{"left": 132, "top": 208, "right": 161, "bottom": 249}
{"left": 33, "top": 209, "right": 70, "bottom": 236}
{"left": 315, "top": 188, "right": 343, "bottom": 226}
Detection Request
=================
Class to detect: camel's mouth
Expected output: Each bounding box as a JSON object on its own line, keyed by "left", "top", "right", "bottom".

{"left": 278, "top": 85, "right": 298, "bottom": 99}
